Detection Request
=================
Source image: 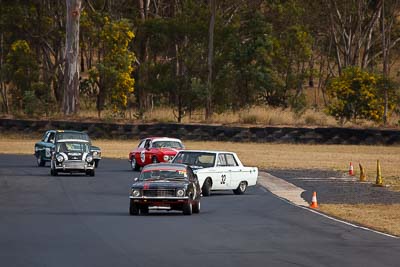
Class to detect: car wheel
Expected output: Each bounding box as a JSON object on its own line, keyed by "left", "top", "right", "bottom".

{"left": 182, "top": 202, "right": 192, "bottom": 215}
{"left": 50, "top": 167, "right": 58, "bottom": 176}
{"left": 233, "top": 181, "right": 247, "bottom": 195}
{"left": 37, "top": 154, "right": 45, "bottom": 167}
{"left": 131, "top": 157, "right": 140, "bottom": 171}
{"left": 192, "top": 201, "right": 201, "bottom": 214}
{"left": 94, "top": 160, "right": 99, "bottom": 168}
{"left": 202, "top": 178, "right": 212, "bottom": 196}
{"left": 140, "top": 206, "right": 149, "bottom": 215}
{"left": 129, "top": 200, "right": 139, "bottom": 215}
{"left": 151, "top": 156, "right": 158, "bottom": 163}
{"left": 90, "top": 169, "right": 95, "bottom": 177}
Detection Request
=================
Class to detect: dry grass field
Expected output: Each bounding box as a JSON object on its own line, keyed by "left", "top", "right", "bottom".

{"left": 1, "top": 134, "right": 400, "bottom": 236}
{"left": 321, "top": 204, "right": 400, "bottom": 236}
{"left": 5, "top": 136, "right": 399, "bottom": 184}
{"left": 13, "top": 106, "right": 400, "bottom": 128}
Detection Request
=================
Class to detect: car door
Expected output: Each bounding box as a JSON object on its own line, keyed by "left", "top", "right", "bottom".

{"left": 36, "top": 131, "right": 56, "bottom": 160}
{"left": 224, "top": 153, "right": 242, "bottom": 189}
{"left": 213, "top": 153, "right": 231, "bottom": 190}
{"left": 134, "top": 139, "right": 146, "bottom": 166}
{"left": 35, "top": 131, "right": 49, "bottom": 158}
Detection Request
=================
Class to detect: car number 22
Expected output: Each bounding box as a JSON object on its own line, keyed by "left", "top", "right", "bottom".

{"left": 220, "top": 174, "right": 226, "bottom": 184}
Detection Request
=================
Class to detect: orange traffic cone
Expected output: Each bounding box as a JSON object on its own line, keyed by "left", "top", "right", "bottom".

{"left": 310, "top": 191, "right": 318, "bottom": 208}
{"left": 349, "top": 162, "right": 354, "bottom": 176}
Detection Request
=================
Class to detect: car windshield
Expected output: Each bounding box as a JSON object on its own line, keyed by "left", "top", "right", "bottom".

{"left": 140, "top": 169, "right": 187, "bottom": 180}
{"left": 172, "top": 152, "right": 215, "bottom": 168}
{"left": 57, "top": 142, "right": 90, "bottom": 153}
{"left": 152, "top": 141, "right": 183, "bottom": 149}
{"left": 57, "top": 132, "right": 90, "bottom": 141}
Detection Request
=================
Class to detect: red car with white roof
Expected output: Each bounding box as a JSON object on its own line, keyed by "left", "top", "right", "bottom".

{"left": 129, "top": 137, "right": 184, "bottom": 171}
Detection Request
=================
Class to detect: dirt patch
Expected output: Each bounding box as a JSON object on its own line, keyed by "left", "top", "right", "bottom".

{"left": 267, "top": 169, "right": 400, "bottom": 205}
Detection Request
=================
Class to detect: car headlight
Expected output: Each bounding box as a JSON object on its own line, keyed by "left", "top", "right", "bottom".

{"left": 86, "top": 155, "right": 93, "bottom": 162}
{"left": 56, "top": 155, "right": 64, "bottom": 162}
{"left": 92, "top": 151, "right": 98, "bottom": 156}
{"left": 131, "top": 189, "right": 141, "bottom": 197}
{"left": 176, "top": 189, "right": 185, "bottom": 197}
{"left": 163, "top": 155, "right": 169, "bottom": 161}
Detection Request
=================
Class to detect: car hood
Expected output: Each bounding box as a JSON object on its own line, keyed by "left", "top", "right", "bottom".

{"left": 132, "top": 180, "right": 188, "bottom": 190}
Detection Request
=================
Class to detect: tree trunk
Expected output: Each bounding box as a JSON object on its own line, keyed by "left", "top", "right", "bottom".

{"left": 136, "top": 0, "right": 150, "bottom": 117}
{"left": 63, "top": 0, "right": 81, "bottom": 115}
{"left": 381, "top": 0, "right": 388, "bottom": 125}
{"left": 0, "top": 30, "right": 9, "bottom": 113}
{"left": 206, "top": 0, "right": 216, "bottom": 120}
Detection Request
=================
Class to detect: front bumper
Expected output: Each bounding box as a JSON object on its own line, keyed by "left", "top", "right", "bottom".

{"left": 55, "top": 161, "right": 95, "bottom": 172}
{"left": 129, "top": 196, "right": 189, "bottom": 205}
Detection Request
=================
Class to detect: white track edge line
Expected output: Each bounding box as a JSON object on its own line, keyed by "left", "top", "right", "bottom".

{"left": 259, "top": 185, "right": 399, "bottom": 239}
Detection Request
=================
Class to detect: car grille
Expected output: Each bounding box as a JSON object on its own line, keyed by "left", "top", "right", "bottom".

{"left": 67, "top": 153, "right": 83, "bottom": 160}
{"left": 63, "top": 162, "right": 85, "bottom": 168}
{"left": 143, "top": 189, "right": 176, "bottom": 197}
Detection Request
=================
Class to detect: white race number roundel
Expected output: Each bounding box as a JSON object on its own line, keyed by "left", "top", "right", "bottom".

{"left": 140, "top": 151, "right": 146, "bottom": 163}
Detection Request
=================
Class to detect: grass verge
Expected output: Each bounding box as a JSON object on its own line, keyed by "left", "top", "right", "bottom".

{"left": 320, "top": 204, "right": 400, "bottom": 237}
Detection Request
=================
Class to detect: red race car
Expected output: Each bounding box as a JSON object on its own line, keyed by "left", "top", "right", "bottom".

{"left": 129, "top": 137, "right": 184, "bottom": 171}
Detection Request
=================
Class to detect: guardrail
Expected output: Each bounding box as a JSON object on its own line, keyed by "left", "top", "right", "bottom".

{"left": 1, "top": 118, "right": 399, "bottom": 145}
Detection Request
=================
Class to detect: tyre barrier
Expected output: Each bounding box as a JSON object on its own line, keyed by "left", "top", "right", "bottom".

{"left": 0, "top": 118, "right": 399, "bottom": 145}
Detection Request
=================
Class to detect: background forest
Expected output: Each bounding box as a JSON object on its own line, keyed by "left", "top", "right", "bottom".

{"left": 1, "top": 0, "right": 400, "bottom": 127}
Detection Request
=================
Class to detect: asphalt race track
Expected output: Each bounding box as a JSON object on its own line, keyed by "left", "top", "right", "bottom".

{"left": 1, "top": 154, "right": 399, "bottom": 267}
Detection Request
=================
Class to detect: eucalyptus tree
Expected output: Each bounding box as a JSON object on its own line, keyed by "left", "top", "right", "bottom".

{"left": 63, "top": 0, "right": 82, "bottom": 115}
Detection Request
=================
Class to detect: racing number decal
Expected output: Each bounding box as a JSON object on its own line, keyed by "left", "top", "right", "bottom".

{"left": 220, "top": 174, "right": 226, "bottom": 184}
{"left": 140, "top": 150, "right": 146, "bottom": 163}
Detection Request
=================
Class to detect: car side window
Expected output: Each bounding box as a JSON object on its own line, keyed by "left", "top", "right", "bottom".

{"left": 217, "top": 154, "right": 227, "bottom": 166}
{"left": 43, "top": 132, "right": 50, "bottom": 142}
{"left": 225, "top": 154, "right": 238, "bottom": 166}
{"left": 138, "top": 140, "right": 145, "bottom": 148}
{"left": 48, "top": 132, "right": 55, "bottom": 143}
{"left": 144, "top": 139, "right": 151, "bottom": 149}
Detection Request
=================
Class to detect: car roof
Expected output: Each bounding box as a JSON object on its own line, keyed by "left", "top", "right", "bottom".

{"left": 176, "top": 150, "right": 235, "bottom": 154}
{"left": 53, "top": 130, "right": 88, "bottom": 134}
{"left": 144, "top": 137, "right": 182, "bottom": 142}
{"left": 142, "top": 163, "right": 188, "bottom": 171}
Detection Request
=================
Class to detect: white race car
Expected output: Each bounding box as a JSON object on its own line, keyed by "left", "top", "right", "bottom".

{"left": 50, "top": 139, "right": 95, "bottom": 176}
{"left": 172, "top": 150, "right": 258, "bottom": 196}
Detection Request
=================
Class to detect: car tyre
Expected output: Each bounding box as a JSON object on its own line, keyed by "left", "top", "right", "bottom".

{"left": 50, "top": 167, "right": 58, "bottom": 176}
{"left": 202, "top": 178, "right": 211, "bottom": 196}
{"left": 94, "top": 160, "right": 99, "bottom": 168}
{"left": 37, "top": 154, "right": 45, "bottom": 167}
{"left": 182, "top": 202, "right": 192, "bottom": 215}
{"left": 140, "top": 206, "right": 149, "bottom": 215}
{"left": 131, "top": 157, "right": 140, "bottom": 171}
{"left": 129, "top": 200, "right": 139, "bottom": 215}
{"left": 233, "top": 181, "right": 247, "bottom": 195}
{"left": 192, "top": 201, "right": 201, "bottom": 214}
